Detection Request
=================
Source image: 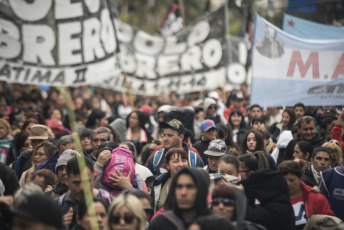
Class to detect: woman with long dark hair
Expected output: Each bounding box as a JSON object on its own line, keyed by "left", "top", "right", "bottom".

{"left": 269, "top": 109, "right": 296, "bottom": 140}
{"left": 228, "top": 110, "right": 248, "bottom": 146}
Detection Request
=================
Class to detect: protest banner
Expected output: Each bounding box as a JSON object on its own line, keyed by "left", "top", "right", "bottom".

{"left": 283, "top": 13, "right": 344, "bottom": 40}
{"left": 0, "top": 0, "right": 120, "bottom": 87}
{"left": 251, "top": 14, "right": 344, "bottom": 107}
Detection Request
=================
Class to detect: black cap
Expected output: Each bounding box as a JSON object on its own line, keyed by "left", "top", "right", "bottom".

{"left": 159, "top": 119, "right": 185, "bottom": 135}
{"left": 10, "top": 194, "right": 63, "bottom": 229}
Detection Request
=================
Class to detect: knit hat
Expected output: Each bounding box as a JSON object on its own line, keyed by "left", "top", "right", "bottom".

{"left": 28, "top": 124, "right": 49, "bottom": 140}
{"left": 55, "top": 149, "right": 80, "bottom": 170}
{"left": 10, "top": 193, "right": 63, "bottom": 229}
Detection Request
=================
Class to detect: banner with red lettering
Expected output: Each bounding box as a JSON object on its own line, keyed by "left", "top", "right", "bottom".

{"left": 251, "top": 14, "right": 344, "bottom": 107}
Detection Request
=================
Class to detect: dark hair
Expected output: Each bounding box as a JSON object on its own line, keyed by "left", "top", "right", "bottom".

{"left": 282, "top": 109, "right": 296, "bottom": 130}
{"left": 249, "top": 104, "right": 262, "bottom": 112}
{"left": 238, "top": 151, "right": 269, "bottom": 172}
{"left": 228, "top": 110, "right": 246, "bottom": 130}
{"left": 13, "top": 133, "right": 29, "bottom": 154}
{"left": 125, "top": 189, "right": 151, "bottom": 203}
{"left": 240, "top": 130, "right": 265, "bottom": 153}
{"left": 212, "top": 184, "right": 235, "bottom": 200}
{"left": 252, "top": 116, "right": 265, "bottom": 125}
{"left": 80, "top": 128, "right": 93, "bottom": 139}
{"left": 220, "top": 154, "right": 239, "bottom": 172}
{"left": 67, "top": 156, "right": 94, "bottom": 176}
{"left": 96, "top": 141, "right": 118, "bottom": 159}
{"left": 258, "top": 129, "right": 270, "bottom": 140}
{"left": 104, "top": 125, "right": 119, "bottom": 144}
{"left": 293, "top": 103, "right": 305, "bottom": 110}
{"left": 32, "top": 169, "right": 56, "bottom": 186}
{"left": 77, "top": 197, "right": 108, "bottom": 220}
{"left": 312, "top": 147, "right": 331, "bottom": 160}
{"left": 164, "top": 148, "right": 188, "bottom": 166}
{"left": 278, "top": 160, "right": 303, "bottom": 178}
{"left": 321, "top": 118, "right": 334, "bottom": 131}
{"left": 85, "top": 109, "right": 106, "bottom": 129}
{"left": 296, "top": 141, "right": 314, "bottom": 159}
{"left": 297, "top": 116, "right": 316, "bottom": 127}
{"left": 216, "top": 123, "right": 234, "bottom": 147}
{"left": 126, "top": 110, "right": 149, "bottom": 130}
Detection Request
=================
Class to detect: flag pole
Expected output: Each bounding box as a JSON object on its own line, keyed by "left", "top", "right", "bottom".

{"left": 178, "top": 0, "right": 186, "bottom": 27}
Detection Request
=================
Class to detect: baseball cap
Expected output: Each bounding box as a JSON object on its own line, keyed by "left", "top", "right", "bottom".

{"left": 10, "top": 193, "right": 63, "bottom": 229}
{"left": 159, "top": 119, "right": 185, "bottom": 135}
{"left": 230, "top": 91, "right": 244, "bottom": 101}
{"left": 204, "top": 139, "right": 227, "bottom": 157}
{"left": 28, "top": 124, "right": 49, "bottom": 140}
{"left": 201, "top": 119, "right": 216, "bottom": 132}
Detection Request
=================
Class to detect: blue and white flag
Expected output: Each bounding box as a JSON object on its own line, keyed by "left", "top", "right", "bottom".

{"left": 251, "top": 14, "right": 344, "bottom": 107}
{"left": 283, "top": 13, "right": 344, "bottom": 40}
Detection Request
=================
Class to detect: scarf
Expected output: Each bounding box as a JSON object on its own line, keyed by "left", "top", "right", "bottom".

{"left": 311, "top": 164, "right": 321, "bottom": 184}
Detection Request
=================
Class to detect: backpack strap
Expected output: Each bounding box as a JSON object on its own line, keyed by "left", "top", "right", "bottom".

{"left": 188, "top": 150, "right": 197, "bottom": 167}
{"left": 153, "top": 149, "right": 165, "bottom": 172}
{"left": 99, "top": 188, "right": 112, "bottom": 204}
{"left": 161, "top": 210, "right": 185, "bottom": 230}
{"left": 58, "top": 193, "right": 66, "bottom": 206}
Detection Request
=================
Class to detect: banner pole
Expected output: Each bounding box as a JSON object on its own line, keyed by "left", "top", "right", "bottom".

{"left": 62, "top": 87, "right": 99, "bottom": 230}
{"left": 178, "top": 0, "right": 186, "bottom": 27}
{"left": 123, "top": 71, "right": 136, "bottom": 111}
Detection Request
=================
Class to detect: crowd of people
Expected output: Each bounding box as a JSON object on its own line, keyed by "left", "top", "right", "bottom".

{"left": 0, "top": 81, "right": 343, "bottom": 230}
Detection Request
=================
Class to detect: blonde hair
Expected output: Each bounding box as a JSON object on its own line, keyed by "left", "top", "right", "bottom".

{"left": 322, "top": 141, "right": 343, "bottom": 167}
{"left": 0, "top": 118, "right": 11, "bottom": 137}
{"left": 107, "top": 194, "right": 145, "bottom": 230}
{"left": 25, "top": 141, "right": 57, "bottom": 183}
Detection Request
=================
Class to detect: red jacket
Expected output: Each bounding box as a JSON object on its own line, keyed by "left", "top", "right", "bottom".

{"left": 296, "top": 182, "right": 335, "bottom": 218}
{"left": 331, "top": 124, "right": 344, "bottom": 152}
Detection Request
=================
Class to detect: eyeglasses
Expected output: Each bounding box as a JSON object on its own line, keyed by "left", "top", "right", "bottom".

{"left": 212, "top": 198, "right": 235, "bottom": 207}
{"left": 111, "top": 213, "right": 135, "bottom": 224}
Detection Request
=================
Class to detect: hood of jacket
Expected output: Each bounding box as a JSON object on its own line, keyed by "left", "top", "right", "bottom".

{"left": 277, "top": 131, "right": 293, "bottom": 149}
{"left": 168, "top": 167, "right": 211, "bottom": 218}
{"left": 204, "top": 98, "right": 217, "bottom": 118}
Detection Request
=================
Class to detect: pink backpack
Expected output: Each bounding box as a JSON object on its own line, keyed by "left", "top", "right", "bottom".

{"left": 101, "top": 147, "right": 136, "bottom": 190}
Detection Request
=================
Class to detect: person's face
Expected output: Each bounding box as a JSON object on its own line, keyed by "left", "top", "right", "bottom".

{"left": 207, "top": 104, "right": 217, "bottom": 117}
{"left": 284, "top": 173, "right": 301, "bottom": 197}
{"left": 294, "top": 106, "right": 305, "bottom": 119}
{"left": 78, "top": 202, "right": 107, "bottom": 230}
{"left": 293, "top": 144, "right": 309, "bottom": 161}
{"left": 298, "top": 122, "right": 316, "bottom": 141}
{"left": 166, "top": 153, "right": 188, "bottom": 177}
{"left": 33, "top": 147, "right": 48, "bottom": 166}
{"left": 250, "top": 107, "right": 262, "bottom": 120}
{"left": 281, "top": 112, "right": 290, "bottom": 127}
{"left": 201, "top": 128, "right": 216, "bottom": 141}
{"left": 99, "top": 117, "right": 108, "bottom": 127}
{"left": 74, "top": 98, "right": 84, "bottom": 111}
{"left": 252, "top": 121, "right": 266, "bottom": 131}
{"left": 139, "top": 198, "right": 153, "bottom": 222}
{"left": 212, "top": 197, "right": 235, "bottom": 221}
{"left": 57, "top": 165, "right": 68, "bottom": 187}
{"left": 311, "top": 151, "right": 330, "bottom": 172}
{"left": 246, "top": 133, "right": 256, "bottom": 151}
{"left": 128, "top": 112, "right": 140, "bottom": 128}
{"left": 163, "top": 128, "right": 183, "bottom": 149}
{"left": 0, "top": 124, "right": 8, "bottom": 139}
{"left": 175, "top": 174, "right": 197, "bottom": 211}
{"left": 51, "top": 109, "right": 62, "bottom": 121}
{"left": 59, "top": 142, "right": 76, "bottom": 156}
{"left": 92, "top": 98, "right": 101, "bottom": 110}
{"left": 232, "top": 100, "right": 243, "bottom": 109}
{"left": 19, "top": 139, "right": 32, "bottom": 153}
{"left": 81, "top": 137, "right": 93, "bottom": 151}
{"left": 32, "top": 176, "right": 47, "bottom": 191}
{"left": 218, "top": 161, "right": 238, "bottom": 176}
{"left": 25, "top": 122, "right": 37, "bottom": 135}
{"left": 158, "top": 112, "right": 164, "bottom": 123}
{"left": 208, "top": 155, "right": 221, "bottom": 172}
{"left": 67, "top": 168, "right": 94, "bottom": 202}
{"left": 322, "top": 124, "right": 332, "bottom": 137}
{"left": 110, "top": 205, "right": 138, "bottom": 230}
{"left": 31, "top": 139, "right": 46, "bottom": 150}
{"left": 239, "top": 162, "right": 250, "bottom": 180}
{"left": 230, "top": 114, "right": 242, "bottom": 128}
{"left": 11, "top": 216, "right": 52, "bottom": 230}
{"left": 92, "top": 133, "right": 108, "bottom": 150}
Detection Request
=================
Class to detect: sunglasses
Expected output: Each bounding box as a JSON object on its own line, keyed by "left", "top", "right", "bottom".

{"left": 212, "top": 198, "right": 235, "bottom": 207}
{"left": 111, "top": 213, "right": 135, "bottom": 224}
{"left": 209, "top": 105, "right": 217, "bottom": 110}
